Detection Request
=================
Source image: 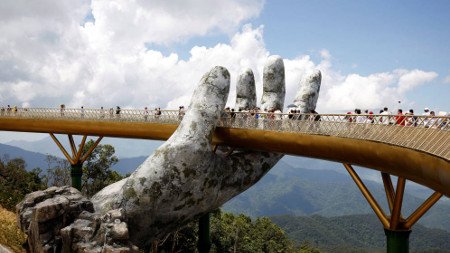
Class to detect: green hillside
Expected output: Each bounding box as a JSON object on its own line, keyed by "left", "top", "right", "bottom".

{"left": 271, "top": 214, "right": 450, "bottom": 253}
{"left": 224, "top": 160, "right": 450, "bottom": 232}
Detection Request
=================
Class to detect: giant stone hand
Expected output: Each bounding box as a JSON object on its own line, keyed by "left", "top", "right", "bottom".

{"left": 91, "top": 56, "right": 321, "bottom": 248}
{"left": 17, "top": 56, "right": 322, "bottom": 252}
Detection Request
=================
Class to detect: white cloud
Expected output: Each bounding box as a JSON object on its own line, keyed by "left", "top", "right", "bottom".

{"left": 320, "top": 70, "right": 437, "bottom": 112}
{"left": 0, "top": 0, "right": 439, "bottom": 115}
{"left": 444, "top": 75, "right": 450, "bottom": 84}
{"left": 88, "top": 0, "right": 263, "bottom": 49}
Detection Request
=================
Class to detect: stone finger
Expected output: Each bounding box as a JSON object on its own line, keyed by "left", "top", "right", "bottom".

{"left": 235, "top": 68, "right": 256, "bottom": 110}
{"left": 260, "top": 55, "right": 285, "bottom": 111}
{"left": 293, "top": 70, "right": 321, "bottom": 113}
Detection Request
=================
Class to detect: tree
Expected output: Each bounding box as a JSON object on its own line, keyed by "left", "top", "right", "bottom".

{"left": 0, "top": 156, "right": 46, "bottom": 211}
{"left": 81, "top": 140, "right": 121, "bottom": 197}
{"left": 43, "top": 154, "right": 71, "bottom": 187}
{"left": 154, "top": 210, "right": 315, "bottom": 253}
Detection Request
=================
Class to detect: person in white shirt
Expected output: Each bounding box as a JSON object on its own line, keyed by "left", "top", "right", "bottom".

{"left": 422, "top": 107, "right": 430, "bottom": 126}
{"left": 355, "top": 109, "right": 366, "bottom": 123}
{"left": 380, "top": 107, "right": 390, "bottom": 124}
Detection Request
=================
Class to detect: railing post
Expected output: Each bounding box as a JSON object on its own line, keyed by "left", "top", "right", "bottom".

{"left": 197, "top": 213, "right": 211, "bottom": 253}
{"left": 71, "top": 163, "right": 83, "bottom": 191}
{"left": 385, "top": 229, "right": 411, "bottom": 253}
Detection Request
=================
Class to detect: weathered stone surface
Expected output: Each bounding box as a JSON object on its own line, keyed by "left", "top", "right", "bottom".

{"left": 236, "top": 68, "right": 256, "bottom": 110}
{"left": 16, "top": 58, "right": 322, "bottom": 251}
{"left": 61, "top": 208, "right": 137, "bottom": 252}
{"left": 16, "top": 186, "right": 94, "bottom": 253}
{"left": 110, "top": 222, "right": 129, "bottom": 240}
{"left": 261, "top": 55, "right": 285, "bottom": 110}
{"left": 294, "top": 69, "right": 322, "bottom": 113}
{"left": 90, "top": 59, "right": 310, "bottom": 248}
{"left": 34, "top": 196, "right": 69, "bottom": 222}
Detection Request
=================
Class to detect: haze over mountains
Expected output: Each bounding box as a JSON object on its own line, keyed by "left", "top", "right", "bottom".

{"left": 5, "top": 136, "right": 163, "bottom": 159}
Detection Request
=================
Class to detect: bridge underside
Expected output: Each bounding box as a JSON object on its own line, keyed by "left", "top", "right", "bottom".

{"left": 2, "top": 118, "right": 449, "bottom": 197}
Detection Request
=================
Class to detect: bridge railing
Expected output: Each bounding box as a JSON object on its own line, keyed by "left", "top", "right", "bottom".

{"left": 0, "top": 108, "right": 448, "bottom": 159}
{"left": 0, "top": 107, "right": 182, "bottom": 124}
{"left": 218, "top": 112, "right": 449, "bottom": 159}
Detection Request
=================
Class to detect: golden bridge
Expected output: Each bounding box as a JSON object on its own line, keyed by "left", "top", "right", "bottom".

{"left": 1, "top": 107, "right": 449, "bottom": 252}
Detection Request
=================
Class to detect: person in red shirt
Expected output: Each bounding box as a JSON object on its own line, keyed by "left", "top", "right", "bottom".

{"left": 395, "top": 109, "right": 406, "bottom": 126}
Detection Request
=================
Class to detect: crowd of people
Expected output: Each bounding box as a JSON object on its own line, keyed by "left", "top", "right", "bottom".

{"left": 1, "top": 104, "right": 448, "bottom": 129}
{"left": 0, "top": 105, "right": 19, "bottom": 115}
{"left": 342, "top": 107, "right": 446, "bottom": 128}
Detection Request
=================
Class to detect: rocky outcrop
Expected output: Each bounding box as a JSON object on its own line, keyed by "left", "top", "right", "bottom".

{"left": 61, "top": 209, "right": 138, "bottom": 253}
{"left": 17, "top": 186, "right": 138, "bottom": 252}
{"left": 17, "top": 186, "right": 93, "bottom": 253}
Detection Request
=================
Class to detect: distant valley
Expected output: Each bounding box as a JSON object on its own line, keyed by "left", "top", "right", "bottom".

{"left": 271, "top": 214, "right": 450, "bottom": 253}
{"left": 1, "top": 139, "right": 449, "bottom": 234}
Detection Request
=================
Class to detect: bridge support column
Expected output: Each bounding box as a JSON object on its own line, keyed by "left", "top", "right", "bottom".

{"left": 50, "top": 133, "right": 103, "bottom": 192}
{"left": 384, "top": 229, "right": 411, "bottom": 253}
{"left": 343, "top": 163, "right": 443, "bottom": 253}
{"left": 71, "top": 163, "right": 83, "bottom": 191}
{"left": 198, "top": 213, "right": 211, "bottom": 253}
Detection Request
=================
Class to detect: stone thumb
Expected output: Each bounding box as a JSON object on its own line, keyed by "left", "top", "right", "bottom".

{"left": 168, "top": 66, "right": 230, "bottom": 147}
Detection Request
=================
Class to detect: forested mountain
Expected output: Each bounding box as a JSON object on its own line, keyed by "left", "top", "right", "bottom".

{"left": 2, "top": 141, "right": 450, "bottom": 233}
{"left": 271, "top": 214, "right": 450, "bottom": 253}
{"left": 0, "top": 143, "right": 49, "bottom": 170}
{"left": 223, "top": 160, "right": 450, "bottom": 232}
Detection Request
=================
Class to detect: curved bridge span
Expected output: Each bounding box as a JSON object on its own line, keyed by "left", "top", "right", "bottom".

{"left": 1, "top": 107, "right": 450, "bottom": 251}
{"left": 1, "top": 108, "right": 449, "bottom": 196}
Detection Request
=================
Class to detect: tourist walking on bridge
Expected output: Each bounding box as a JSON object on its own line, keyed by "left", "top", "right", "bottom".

{"left": 116, "top": 106, "right": 121, "bottom": 119}
{"left": 144, "top": 107, "right": 149, "bottom": 121}
{"left": 380, "top": 107, "right": 390, "bottom": 124}
{"left": 395, "top": 109, "right": 406, "bottom": 126}
{"left": 60, "top": 104, "right": 65, "bottom": 116}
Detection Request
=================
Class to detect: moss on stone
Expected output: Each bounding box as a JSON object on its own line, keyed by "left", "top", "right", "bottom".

{"left": 182, "top": 168, "right": 196, "bottom": 178}
{"left": 123, "top": 187, "right": 137, "bottom": 200}
{"left": 139, "top": 177, "right": 146, "bottom": 186}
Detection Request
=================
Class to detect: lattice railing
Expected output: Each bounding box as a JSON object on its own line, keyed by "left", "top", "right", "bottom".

{"left": 217, "top": 112, "right": 449, "bottom": 160}
{"left": 0, "top": 108, "right": 181, "bottom": 124}
{"left": 1, "top": 108, "right": 449, "bottom": 160}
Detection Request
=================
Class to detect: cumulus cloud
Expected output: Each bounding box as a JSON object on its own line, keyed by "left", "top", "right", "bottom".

{"left": 320, "top": 70, "right": 437, "bottom": 111}
{"left": 0, "top": 0, "right": 439, "bottom": 114}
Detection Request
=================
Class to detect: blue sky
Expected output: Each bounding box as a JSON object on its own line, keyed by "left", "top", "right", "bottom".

{"left": 168, "top": 0, "right": 450, "bottom": 111}
{"left": 260, "top": 0, "right": 450, "bottom": 110}
{"left": 0, "top": 0, "right": 449, "bottom": 142}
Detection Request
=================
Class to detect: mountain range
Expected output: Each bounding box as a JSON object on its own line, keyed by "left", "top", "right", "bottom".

{"left": 271, "top": 214, "right": 450, "bottom": 253}
{"left": 1, "top": 138, "right": 449, "bottom": 234}
{"left": 5, "top": 135, "right": 163, "bottom": 159}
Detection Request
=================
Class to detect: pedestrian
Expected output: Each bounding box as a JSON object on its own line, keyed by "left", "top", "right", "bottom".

{"left": 116, "top": 106, "right": 121, "bottom": 119}
{"left": 355, "top": 109, "right": 365, "bottom": 123}
{"left": 422, "top": 107, "right": 430, "bottom": 126}
{"left": 395, "top": 109, "right": 406, "bottom": 126}
{"left": 144, "top": 107, "right": 149, "bottom": 121}
{"left": 60, "top": 104, "right": 65, "bottom": 116}
{"left": 100, "top": 106, "right": 105, "bottom": 119}
{"left": 406, "top": 109, "right": 417, "bottom": 126}
{"left": 178, "top": 106, "right": 185, "bottom": 120}
{"left": 380, "top": 107, "right": 390, "bottom": 124}
{"left": 427, "top": 111, "right": 437, "bottom": 128}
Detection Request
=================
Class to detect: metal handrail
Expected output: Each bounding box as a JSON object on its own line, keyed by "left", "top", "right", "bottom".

{"left": 0, "top": 108, "right": 449, "bottom": 160}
